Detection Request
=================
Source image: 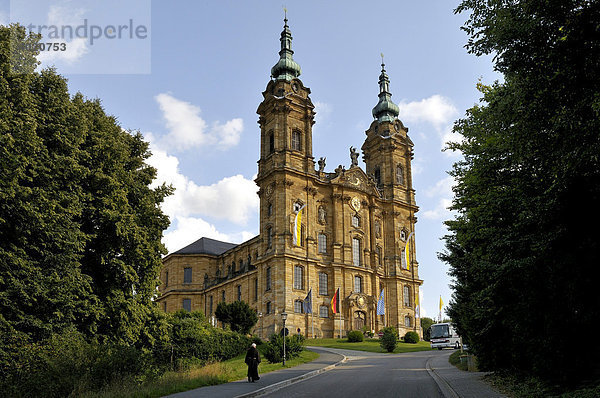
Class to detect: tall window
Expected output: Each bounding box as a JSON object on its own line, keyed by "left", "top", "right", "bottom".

{"left": 183, "top": 267, "right": 192, "bottom": 284}
{"left": 222, "top": 290, "right": 226, "bottom": 302}
{"left": 209, "top": 296, "right": 213, "bottom": 314}
{"left": 163, "top": 301, "right": 167, "bottom": 312}
{"left": 319, "top": 305, "right": 329, "bottom": 318}
{"left": 376, "top": 245, "right": 382, "bottom": 266}
{"left": 294, "top": 265, "right": 304, "bottom": 290}
{"left": 318, "top": 272, "right": 328, "bottom": 296}
{"left": 237, "top": 285, "right": 242, "bottom": 301}
{"left": 183, "top": 298, "right": 191, "bottom": 312}
{"left": 254, "top": 278, "right": 258, "bottom": 301}
{"left": 404, "top": 315, "right": 412, "bottom": 327}
{"left": 294, "top": 299, "right": 303, "bottom": 313}
{"left": 354, "top": 275, "right": 362, "bottom": 293}
{"left": 267, "top": 202, "right": 273, "bottom": 217}
{"left": 318, "top": 233, "right": 327, "bottom": 253}
{"left": 396, "top": 164, "right": 405, "bottom": 185}
{"left": 404, "top": 285, "right": 410, "bottom": 306}
{"left": 165, "top": 271, "right": 169, "bottom": 287}
{"left": 267, "top": 226, "right": 273, "bottom": 249}
{"left": 266, "top": 267, "right": 271, "bottom": 291}
{"left": 351, "top": 214, "right": 360, "bottom": 228}
{"left": 291, "top": 130, "right": 302, "bottom": 151}
{"left": 352, "top": 238, "right": 361, "bottom": 267}
{"left": 269, "top": 132, "right": 274, "bottom": 154}
{"left": 374, "top": 167, "right": 381, "bottom": 187}
{"left": 266, "top": 301, "right": 271, "bottom": 314}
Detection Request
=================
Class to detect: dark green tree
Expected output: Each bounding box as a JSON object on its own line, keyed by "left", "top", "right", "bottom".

{"left": 442, "top": 0, "right": 600, "bottom": 384}
{"left": 379, "top": 326, "right": 397, "bottom": 353}
{"left": 420, "top": 317, "right": 434, "bottom": 341}
{"left": 214, "top": 301, "right": 258, "bottom": 335}
{"left": 0, "top": 24, "right": 172, "bottom": 347}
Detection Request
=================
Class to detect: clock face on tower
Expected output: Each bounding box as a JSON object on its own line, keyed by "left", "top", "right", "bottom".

{"left": 351, "top": 196, "right": 361, "bottom": 212}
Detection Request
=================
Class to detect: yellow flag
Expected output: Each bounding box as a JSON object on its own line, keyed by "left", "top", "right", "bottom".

{"left": 439, "top": 295, "right": 444, "bottom": 311}
{"left": 404, "top": 232, "right": 415, "bottom": 270}
{"left": 293, "top": 205, "right": 305, "bottom": 246}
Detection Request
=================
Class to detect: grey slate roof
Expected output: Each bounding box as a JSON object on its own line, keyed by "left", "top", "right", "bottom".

{"left": 173, "top": 237, "right": 238, "bottom": 256}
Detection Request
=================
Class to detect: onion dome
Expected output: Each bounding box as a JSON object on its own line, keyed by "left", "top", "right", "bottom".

{"left": 372, "top": 61, "right": 400, "bottom": 123}
{"left": 271, "top": 16, "right": 301, "bottom": 81}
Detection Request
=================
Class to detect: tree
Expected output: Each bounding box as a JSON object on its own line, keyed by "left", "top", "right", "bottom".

{"left": 420, "top": 317, "right": 434, "bottom": 341}
{"left": 215, "top": 301, "right": 258, "bottom": 335}
{"left": 379, "top": 326, "right": 397, "bottom": 353}
{"left": 442, "top": 0, "right": 600, "bottom": 385}
{"left": 0, "top": 24, "right": 172, "bottom": 347}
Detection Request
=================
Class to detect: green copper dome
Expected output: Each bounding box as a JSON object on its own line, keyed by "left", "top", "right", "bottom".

{"left": 271, "top": 17, "right": 301, "bottom": 81}
{"left": 372, "top": 62, "right": 399, "bottom": 123}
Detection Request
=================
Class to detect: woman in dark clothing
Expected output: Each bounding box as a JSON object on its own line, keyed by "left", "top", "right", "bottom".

{"left": 245, "top": 343, "right": 261, "bottom": 382}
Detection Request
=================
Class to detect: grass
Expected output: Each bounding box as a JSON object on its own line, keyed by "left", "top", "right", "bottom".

{"left": 307, "top": 337, "right": 433, "bottom": 353}
{"left": 485, "top": 372, "right": 600, "bottom": 398}
{"left": 448, "top": 349, "right": 475, "bottom": 371}
{"left": 80, "top": 348, "right": 319, "bottom": 398}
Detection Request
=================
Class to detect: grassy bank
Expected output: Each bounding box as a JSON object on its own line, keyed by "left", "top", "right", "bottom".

{"left": 81, "top": 349, "right": 319, "bottom": 398}
{"left": 307, "top": 338, "right": 432, "bottom": 353}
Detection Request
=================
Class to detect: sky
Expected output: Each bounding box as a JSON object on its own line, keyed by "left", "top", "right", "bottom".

{"left": 3, "top": 0, "right": 501, "bottom": 322}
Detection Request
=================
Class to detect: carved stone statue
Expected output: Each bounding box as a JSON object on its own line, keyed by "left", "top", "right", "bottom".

{"left": 350, "top": 146, "right": 359, "bottom": 167}
{"left": 318, "top": 205, "right": 326, "bottom": 224}
{"left": 335, "top": 164, "right": 344, "bottom": 175}
{"left": 318, "top": 157, "right": 326, "bottom": 172}
{"left": 375, "top": 220, "right": 381, "bottom": 238}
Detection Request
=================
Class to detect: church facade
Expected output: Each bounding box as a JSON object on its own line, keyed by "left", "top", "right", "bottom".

{"left": 157, "top": 18, "right": 423, "bottom": 339}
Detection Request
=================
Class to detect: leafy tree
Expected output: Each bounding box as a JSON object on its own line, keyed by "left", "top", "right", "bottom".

{"left": 0, "top": 24, "right": 172, "bottom": 347}
{"left": 442, "top": 0, "right": 600, "bottom": 384}
{"left": 403, "top": 331, "right": 419, "bottom": 344}
{"left": 379, "top": 326, "right": 397, "bottom": 353}
{"left": 420, "top": 317, "right": 434, "bottom": 341}
{"left": 215, "top": 301, "right": 258, "bottom": 335}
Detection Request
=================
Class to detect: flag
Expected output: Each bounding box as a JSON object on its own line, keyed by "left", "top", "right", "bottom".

{"left": 376, "top": 288, "right": 385, "bottom": 315}
{"left": 415, "top": 289, "right": 420, "bottom": 319}
{"left": 331, "top": 288, "right": 339, "bottom": 314}
{"left": 439, "top": 295, "right": 444, "bottom": 311}
{"left": 303, "top": 288, "right": 312, "bottom": 314}
{"left": 404, "top": 232, "right": 415, "bottom": 270}
{"left": 293, "top": 204, "right": 306, "bottom": 246}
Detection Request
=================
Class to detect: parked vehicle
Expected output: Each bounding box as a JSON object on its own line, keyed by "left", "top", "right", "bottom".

{"left": 430, "top": 322, "right": 461, "bottom": 350}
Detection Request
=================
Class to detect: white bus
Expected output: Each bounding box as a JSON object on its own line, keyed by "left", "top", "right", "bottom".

{"left": 430, "top": 322, "right": 461, "bottom": 350}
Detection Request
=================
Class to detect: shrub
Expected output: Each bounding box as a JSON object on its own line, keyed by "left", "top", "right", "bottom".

{"left": 380, "top": 327, "right": 398, "bottom": 353}
{"left": 404, "top": 331, "right": 419, "bottom": 344}
{"left": 347, "top": 330, "right": 364, "bottom": 342}
{"left": 251, "top": 336, "right": 263, "bottom": 346}
{"left": 215, "top": 301, "right": 258, "bottom": 334}
{"left": 263, "top": 333, "right": 305, "bottom": 363}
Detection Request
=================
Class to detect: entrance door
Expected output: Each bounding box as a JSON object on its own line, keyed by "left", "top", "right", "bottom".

{"left": 354, "top": 311, "right": 365, "bottom": 330}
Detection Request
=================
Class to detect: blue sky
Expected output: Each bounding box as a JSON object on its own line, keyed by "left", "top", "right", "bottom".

{"left": 3, "top": 0, "right": 500, "bottom": 321}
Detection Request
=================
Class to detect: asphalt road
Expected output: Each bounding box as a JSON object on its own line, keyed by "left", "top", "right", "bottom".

{"left": 262, "top": 349, "right": 450, "bottom": 398}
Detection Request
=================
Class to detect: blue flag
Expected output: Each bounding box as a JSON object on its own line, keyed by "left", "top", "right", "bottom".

{"left": 377, "top": 288, "right": 385, "bottom": 315}
{"left": 303, "top": 288, "right": 312, "bottom": 314}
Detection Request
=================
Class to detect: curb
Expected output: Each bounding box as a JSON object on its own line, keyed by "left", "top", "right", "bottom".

{"left": 425, "top": 356, "right": 460, "bottom": 398}
{"left": 234, "top": 348, "right": 348, "bottom": 398}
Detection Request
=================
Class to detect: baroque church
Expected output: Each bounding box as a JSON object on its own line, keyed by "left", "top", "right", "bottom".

{"left": 157, "top": 17, "right": 423, "bottom": 339}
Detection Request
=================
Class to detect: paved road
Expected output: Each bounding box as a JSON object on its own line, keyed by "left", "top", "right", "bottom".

{"left": 261, "top": 348, "right": 504, "bottom": 398}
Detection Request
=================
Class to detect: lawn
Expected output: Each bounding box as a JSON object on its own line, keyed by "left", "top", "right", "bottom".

{"left": 81, "top": 348, "right": 319, "bottom": 398}
{"left": 307, "top": 338, "right": 432, "bottom": 353}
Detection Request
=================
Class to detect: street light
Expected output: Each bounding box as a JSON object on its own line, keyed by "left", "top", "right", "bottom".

{"left": 281, "top": 312, "right": 288, "bottom": 366}
{"left": 258, "top": 312, "right": 263, "bottom": 339}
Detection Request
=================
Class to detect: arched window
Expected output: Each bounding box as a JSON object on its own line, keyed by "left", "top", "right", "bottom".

{"left": 319, "top": 305, "right": 329, "bottom": 318}
{"left": 376, "top": 245, "right": 382, "bottom": 266}
{"left": 318, "top": 272, "right": 328, "bottom": 296}
{"left": 396, "top": 164, "right": 405, "bottom": 185}
{"left": 222, "top": 290, "right": 226, "bottom": 302}
{"left": 292, "top": 130, "right": 302, "bottom": 151}
{"left": 403, "top": 285, "right": 410, "bottom": 307}
{"left": 294, "top": 265, "right": 304, "bottom": 290}
{"left": 318, "top": 233, "right": 327, "bottom": 253}
{"left": 268, "top": 132, "right": 274, "bottom": 154}
{"left": 351, "top": 214, "right": 360, "bottom": 228}
{"left": 374, "top": 167, "right": 381, "bottom": 187}
{"left": 294, "top": 299, "right": 303, "bottom": 313}
{"left": 266, "top": 301, "right": 272, "bottom": 314}
{"left": 354, "top": 275, "right": 363, "bottom": 293}
{"left": 237, "top": 285, "right": 242, "bottom": 301}
{"left": 404, "top": 315, "right": 412, "bottom": 327}
{"left": 352, "top": 238, "right": 361, "bottom": 267}
{"left": 267, "top": 202, "right": 273, "bottom": 217}
{"left": 267, "top": 226, "right": 273, "bottom": 249}
{"left": 266, "top": 267, "right": 271, "bottom": 291}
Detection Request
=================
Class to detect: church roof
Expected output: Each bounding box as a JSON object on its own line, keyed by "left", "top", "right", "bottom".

{"left": 173, "top": 237, "right": 238, "bottom": 255}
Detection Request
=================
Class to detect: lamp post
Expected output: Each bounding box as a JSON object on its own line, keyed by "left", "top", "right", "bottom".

{"left": 258, "top": 312, "right": 263, "bottom": 339}
{"left": 281, "top": 312, "right": 288, "bottom": 366}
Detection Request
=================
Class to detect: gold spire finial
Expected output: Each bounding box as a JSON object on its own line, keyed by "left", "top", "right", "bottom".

{"left": 380, "top": 52, "right": 385, "bottom": 65}
{"left": 283, "top": 6, "right": 287, "bottom": 20}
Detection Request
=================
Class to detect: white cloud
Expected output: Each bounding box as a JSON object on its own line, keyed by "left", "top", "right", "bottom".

{"left": 163, "top": 216, "right": 256, "bottom": 253}
{"left": 146, "top": 140, "right": 259, "bottom": 225}
{"left": 313, "top": 101, "right": 332, "bottom": 125}
{"left": 423, "top": 176, "right": 456, "bottom": 221}
{"left": 35, "top": 5, "right": 90, "bottom": 65}
{"left": 398, "top": 95, "right": 458, "bottom": 129}
{"left": 155, "top": 93, "right": 243, "bottom": 151}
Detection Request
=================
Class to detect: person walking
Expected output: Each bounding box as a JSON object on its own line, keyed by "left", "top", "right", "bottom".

{"left": 245, "top": 343, "right": 261, "bottom": 382}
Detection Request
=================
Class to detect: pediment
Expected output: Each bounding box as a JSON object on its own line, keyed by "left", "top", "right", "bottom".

{"left": 330, "top": 166, "right": 381, "bottom": 197}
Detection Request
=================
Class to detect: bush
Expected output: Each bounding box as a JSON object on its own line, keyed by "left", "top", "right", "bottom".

{"left": 215, "top": 301, "right": 258, "bottom": 334}
{"left": 251, "top": 336, "right": 263, "bottom": 346}
{"left": 380, "top": 327, "right": 398, "bottom": 353}
{"left": 263, "top": 333, "right": 305, "bottom": 363}
{"left": 347, "top": 330, "right": 364, "bottom": 342}
{"left": 404, "top": 331, "right": 419, "bottom": 344}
